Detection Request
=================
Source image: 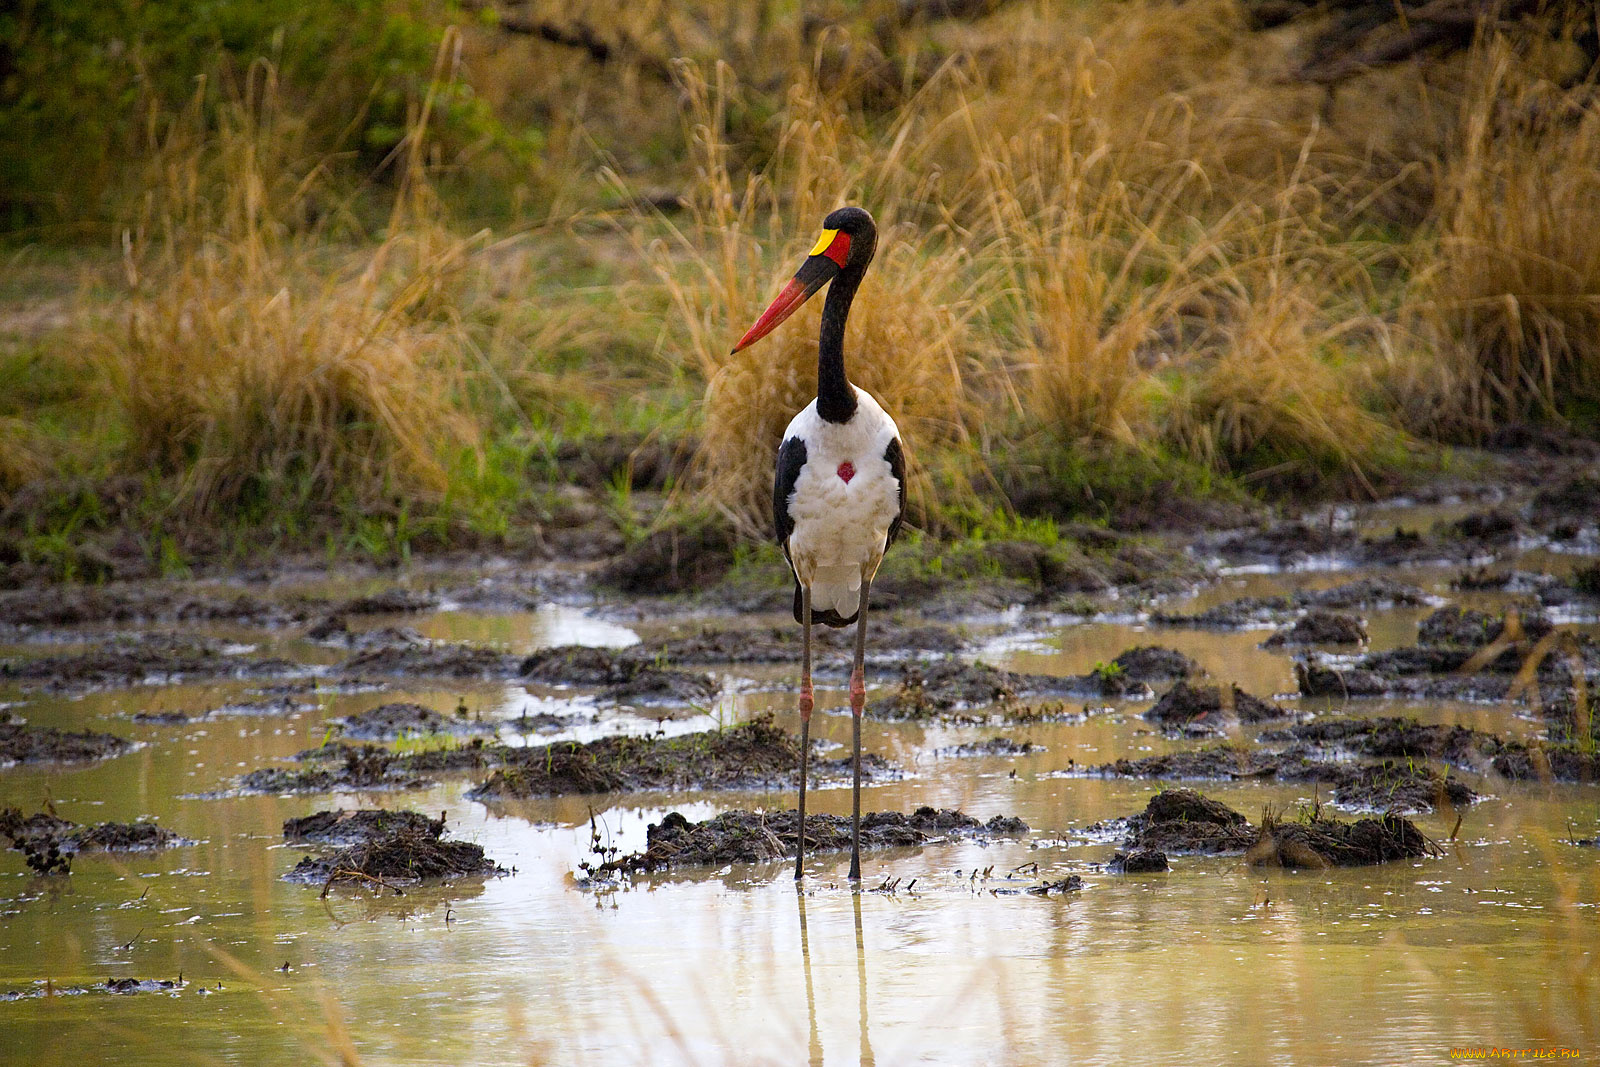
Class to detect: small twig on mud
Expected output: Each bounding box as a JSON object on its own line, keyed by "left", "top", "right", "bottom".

{"left": 118, "top": 929, "right": 144, "bottom": 951}
{"left": 1011, "top": 862, "right": 1039, "bottom": 876}
{"left": 1450, "top": 813, "right": 1463, "bottom": 841}
{"left": 871, "top": 876, "right": 901, "bottom": 893}
{"left": 320, "top": 869, "right": 405, "bottom": 899}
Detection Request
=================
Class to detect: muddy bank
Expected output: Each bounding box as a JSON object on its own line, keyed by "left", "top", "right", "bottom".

{"left": 934, "top": 737, "right": 1043, "bottom": 758}
{"left": 1261, "top": 714, "right": 1600, "bottom": 783}
{"left": 236, "top": 738, "right": 513, "bottom": 794}
{"left": 875, "top": 650, "right": 1178, "bottom": 720}
{"left": 520, "top": 645, "right": 720, "bottom": 704}
{"left": 1153, "top": 578, "right": 1429, "bottom": 629}
{"left": 1099, "top": 789, "right": 1438, "bottom": 865}
{"left": 467, "top": 715, "right": 894, "bottom": 800}
{"left": 131, "top": 696, "right": 313, "bottom": 724}
{"left": 1263, "top": 611, "right": 1367, "bottom": 648}
{"left": 589, "top": 806, "right": 1029, "bottom": 874}
{"left": 1094, "top": 746, "right": 1480, "bottom": 813}
{"left": 2, "top": 808, "right": 186, "bottom": 874}
{"left": 0, "top": 978, "right": 188, "bottom": 1001}
{"left": 285, "top": 809, "right": 505, "bottom": 888}
{"left": 1143, "top": 681, "right": 1289, "bottom": 736}
{"left": 335, "top": 702, "right": 499, "bottom": 741}
{"left": 630, "top": 619, "right": 970, "bottom": 667}
{"left": 0, "top": 722, "right": 134, "bottom": 765}
{"left": 0, "top": 633, "right": 298, "bottom": 691}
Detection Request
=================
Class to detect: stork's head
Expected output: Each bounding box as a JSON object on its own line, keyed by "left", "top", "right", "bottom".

{"left": 731, "top": 206, "right": 878, "bottom": 353}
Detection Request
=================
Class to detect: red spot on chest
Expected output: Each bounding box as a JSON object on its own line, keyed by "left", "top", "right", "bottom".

{"left": 836, "top": 461, "right": 856, "bottom": 484}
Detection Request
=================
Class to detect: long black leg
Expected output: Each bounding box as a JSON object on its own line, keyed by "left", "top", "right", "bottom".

{"left": 848, "top": 573, "right": 873, "bottom": 881}
{"left": 795, "top": 584, "right": 813, "bottom": 882}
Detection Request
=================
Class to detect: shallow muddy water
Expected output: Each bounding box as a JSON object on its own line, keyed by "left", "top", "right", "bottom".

{"left": 2, "top": 547, "right": 1598, "bottom": 1065}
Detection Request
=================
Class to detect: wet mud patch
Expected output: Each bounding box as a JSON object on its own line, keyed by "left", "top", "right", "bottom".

{"left": 307, "top": 615, "right": 426, "bottom": 650}
{"left": 285, "top": 811, "right": 505, "bottom": 890}
{"left": 340, "top": 642, "right": 520, "bottom": 680}
{"left": 519, "top": 645, "right": 719, "bottom": 704}
{"left": 1101, "top": 789, "right": 1261, "bottom": 855}
{"left": 0, "top": 584, "right": 287, "bottom": 630}
{"left": 1143, "top": 681, "right": 1288, "bottom": 736}
{"left": 1108, "top": 848, "right": 1169, "bottom": 873}
{"left": 1153, "top": 578, "right": 1429, "bottom": 629}
{"left": 589, "top": 806, "right": 1028, "bottom": 875}
{"left": 0, "top": 722, "right": 134, "bottom": 765}
{"left": 1246, "top": 807, "right": 1441, "bottom": 869}
{"left": 876, "top": 655, "right": 1155, "bottom": 721}
{"left": 0, "top": 978, "right": 186, "bottom": 1001}
{"left": 630, "top": 620, "right": 969, "bottom": 667}
{"left": 467, "top": 715, "right": 893, "bottom": 800}
{"left": 1263, "top": 611, "right": 1367, "bottom": 648}
{"left": 131, "top": 696, "right": 313, "bottom": 725}
{"left": 1264, "top": 713, "right": 1600, "bottom": 783}
{"left": 1200, "top": 522, "right": 1446, "bottom": 570}
{"left": 335, "top": 702, "right": 499, "bottom": 741}
{"left": 933, "top": 736, "right": 1043, "bottom": 759}
{"left": 2, "top": 808, "right": 187, "bottom": 874}
{"left": 285, "top": 808, "right": 446, "bottom": 847}
{"left": 1108, "top": 645, "right": 1199, "bottom": 682}
{"left": 1, "top": 633, "right": 298, "bottom": 691}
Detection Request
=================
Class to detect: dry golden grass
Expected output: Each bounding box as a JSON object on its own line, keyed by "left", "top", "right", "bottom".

{"left": 88, "top": 52, "right": 487, "bottom": 521}
{"left": 1404, "top": 40, "right": 1600, "bottom": 435}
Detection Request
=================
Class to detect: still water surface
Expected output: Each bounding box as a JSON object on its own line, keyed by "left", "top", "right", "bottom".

{"left": 1, "top": 561, "right": 1596, "bottom": 1065}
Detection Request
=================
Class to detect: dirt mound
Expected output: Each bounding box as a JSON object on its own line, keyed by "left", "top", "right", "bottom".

{"left": 519, "top": 645, "right": 719, "bottom": 704}
{"left": 1110, "top": 645, "right": 1198, "bottom": 681}
{"left": 337, "top": 702, "right": 497, "bottom": 740}
{"left": 1118, "top": 789, "right": 1260, "bottom": 854}
{"left": 1490, "top": 742, "right": 1600, "bottom": 783}
{"left": 284, "top": 809, "right": 446, "bottom": 847}
{"left": 1109, "top": 848, "right": 1169, "bottom": 873}
{"left": 591, "top": 806, "right": 1029, "bottom": 874}
{"left": 0, "top": 722, "right": 134, "bottom": 764}
{"left": 2, "top": 808, "right": 186, "bottom": 873}
{"left": 934, "top": 736, "right": 1043, "bottom": 758}
{"left": 1246, "top": 809, "right": 1439, "bottom": 869}
{"left": 1155, "top": 579, "right": 1426, "bottom": 628}
{"left": 0, "top": 584, "right": 285, "bottom": 629}
{"left": 633, "top": 620, "right": 968, "bottom": 666}
{"left": 287, "top": 817, "right": 504, "bottom": 890}
{"left": 1, "top": 633, "right": 293, "bottom": 690}
{"left": 335, "top": 588, "right": 438, "bottom": 615}
{"left": 1094, "top": 743, "right": 1280, "bottom": 780}
{"left": 1261, "top": 716, "right": 1499, "bottom": 767}
{"left": 467, "top": 714, "right": 889, "bottom": 800}
{"left": 1418, "top": 605, "right": 1553, "bottom": 648}
{"left": 340, "top": 643, "right": 520, "bottom": 679}
{"left": 597, "top": 520, "right": 738, "bottom": 595}
{"left": 878, "top": 657, "right": 1152, "bottom": 720}
{"left": 1144, "top": 682, "right": 1287, "bottom": 734}
{"left": 1264, "top": 611, "right": 1367, "bottom": 648}
{"left": 238, "top": 744, "right": 430, "bottom": 793}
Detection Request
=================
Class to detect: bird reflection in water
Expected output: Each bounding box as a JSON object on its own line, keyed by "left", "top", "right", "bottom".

{"left": 795, "top": 889, "right": 876, "bottom": 1065}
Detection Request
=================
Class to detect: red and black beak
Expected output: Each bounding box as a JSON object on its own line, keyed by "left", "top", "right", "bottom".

{"left": 731, "top": 228, "right": 853, "bottom": 353}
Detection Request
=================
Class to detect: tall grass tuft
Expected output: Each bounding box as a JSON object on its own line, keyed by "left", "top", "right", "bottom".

{"left": 1406, "top": 40, "right": 1600, "bottom": 436}
{"left": 90, "top": 51, "right": 485, "bottom": 524}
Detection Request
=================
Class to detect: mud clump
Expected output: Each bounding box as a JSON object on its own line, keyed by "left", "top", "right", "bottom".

{"left": 467, "top": 714, "right": 884, "bottom": 800}
{"left": 593, "top": 806, "right": 1029, "bottom": 874}
{"left": 934, "top": 736, "right": 1043, "bottom": 758}
{"left": 1109, "top": 848, "right": 1169, "bottom": 873}
{"left": 519, "top": 645, "right": 719, "bottom": 704}
{"left": 1109, "top": 646, "right": 1198, "bottom": 682}
{"left": 1418, "top": 605, "right": 1553, "bottom": 649}
{"left": 0, "top": 722, "right": 134, "bottom": 765}
{"left": 1490, "top": 742, "right": 1600, "bottom": 783}
{"left": 598, "top": 520, "right": 738, "bottom": 595}
{"left": 335, "top": 589, "right": 438, "bottom": 615}
{"left": 336, "top": 702, "right": 496, "bottom": 741}
{"left": 1261, "top": 716, "right": 1500, "bottom": 767}
{"left": 1154, "top": 578, "right": 1427, "bottom": 628}
{"left": 0, "top": 584, "right": 284, "bottom": 629}
{"left": 239, "top": 744, "right": 429, "bottom": 794}
{"left": 1, "top": 634, "right": 293, "bottom": 690}
{"left": 1093, "top": 743, "right": 1281, "bottom": 780}
{"left": 2, "top": 807, "right": 186, "bottom": 873}
{"left": 879, "top": 656, "right": 1153, "bottom": 720}
{"left": 287, "top": 816, "right": 504, "bottom": 889}
{"left": 633, "top": 620, "right": 968, "bottom": 667}
{"left": 1246, "top": 809, "right": 1440, "bottom": 869}
{"left": 340, "top": 643, "right": 520, "bottom": 680}
{"left": 1117, "top": 789, "right": 1260, "bottom": 854}
{"left": 284, "top": 809, "right": 446, "bottom": 847}
{"left": 1264, "top": 611, "right": 1367, "bottom": 648}
{"left": 1143, "top": 682, "right": 1287, "bottom": 735}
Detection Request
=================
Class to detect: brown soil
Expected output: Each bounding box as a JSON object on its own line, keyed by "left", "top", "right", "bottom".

{"left": 591, "top": 806, "right": 1029, "bottom": 874}
{"left": 1143, "top": 681, "right": 1288, "bottom": 735}
{"left": 632, "top": 620, "right": 969, "bottom": 666}
{"left": 1246, "top": 809, "right": 1440, "bottom": 869}
{"left": 1, "top": 633, "right": 296, "bottom": 691}
{"left": 1109, "top": 848, "right": 1169, "bottom": 873}
{"left": 1113, "top": 789, "right": 1262, "bottom": 855}
{"left": 286, "top": 816, "right": 505, "bottom": 889}
{"left": 340, "top": 643, "right": 520, "bottom": 679}
{"left": 466, "top": 714, "right": 897, "bottom": 800}
{"left": 336, "top": 702, "right": 498, "bottom": 741}
{"left": 2, "top": 807, "right": 186, "bottom": 874}
{"left": 519, "top": 645, "right": 720, "bottom": 704}
{"left": 1263, "top": 611, "right": 1368, "bottom": 648}
{"left": 1260, "top": 716, "right": 1500, "bottom": 766}
{"left": 1108, "top": 645, "right": 1199, "bottom": 681}
{"left": 877, "top": 655, "right": 1155, "bottom": 721}
{"left": 1417, "top": 605, "right": 1553, "bottom": 648}
{"left": 1153, "top": 578, "right": 1427, "bottom": 628}
{"left": 284, "top": 809, "right": 446, "bottom": 847}
{"left": 598, "top": 520, "right": 738, "bottom": 595}
{"left": 933, "top": 736, "right": 1043, "bottom": 758}
{"left": 0, "top": 722, "right": 134, "bottom": 764}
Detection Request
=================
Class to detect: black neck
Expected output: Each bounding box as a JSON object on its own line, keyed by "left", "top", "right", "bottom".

{"left": 815, "top": 269, "right": 861, "bottom": 424}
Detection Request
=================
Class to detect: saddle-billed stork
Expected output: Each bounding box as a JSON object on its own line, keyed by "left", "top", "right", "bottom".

{"left": 731, "top": 206, "right": 906, "bottom": 882}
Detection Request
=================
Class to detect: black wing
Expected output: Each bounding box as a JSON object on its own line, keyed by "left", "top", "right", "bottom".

{"left": 884, "top": 436, "right": 906, "bottom": 547}
{"left": 773, "top": 436, "right": 807, "bottom": 549}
